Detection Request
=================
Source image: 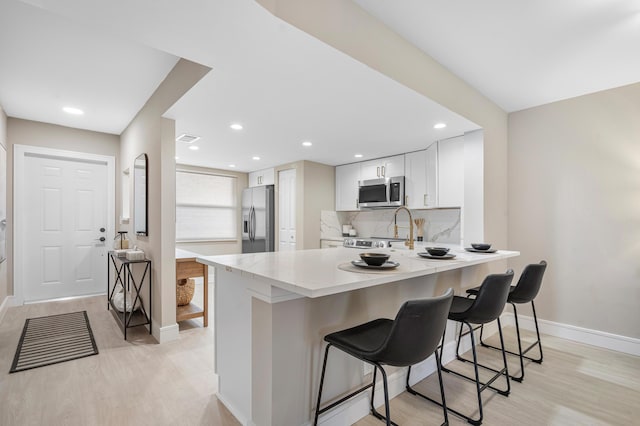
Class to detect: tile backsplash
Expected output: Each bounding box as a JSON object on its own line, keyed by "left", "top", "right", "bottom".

{"left": 321, "top": 208, "right": 461, "bottom": 244}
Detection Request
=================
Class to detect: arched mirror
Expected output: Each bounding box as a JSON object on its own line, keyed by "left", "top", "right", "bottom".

{"left": 134, "top": 153, "right": 148, "bottom": 236}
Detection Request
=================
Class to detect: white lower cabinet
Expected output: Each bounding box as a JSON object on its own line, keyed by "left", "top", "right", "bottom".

{"left": 320, "top": 239, "right": 343, "bottom": 249}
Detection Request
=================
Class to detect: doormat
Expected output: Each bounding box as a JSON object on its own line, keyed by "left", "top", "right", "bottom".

{"left": 9, "top": 311, "right": 99, "bottom": 373}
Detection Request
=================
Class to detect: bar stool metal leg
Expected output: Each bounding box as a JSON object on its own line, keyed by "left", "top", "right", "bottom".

{"left": 370, "top": 363, "right": 395, "bottom": 426}
{"left": 478, "top": 301, "right": 544, "bottom": 382}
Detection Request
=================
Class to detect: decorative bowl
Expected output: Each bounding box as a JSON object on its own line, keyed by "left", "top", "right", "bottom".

{"left": 426, "top": 247, "right": 450, "bottom": 256}
{"left": 471, "top": 243, "right": 492, "bottom": 251}
{"left": 359, "top": 253, "right": 390, "bottom": 266}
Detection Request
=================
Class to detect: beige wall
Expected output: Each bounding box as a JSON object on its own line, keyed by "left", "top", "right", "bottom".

{"left": 257, "top": 0, "right": 509, "bottom": 257}
{"left": 508, "top": 83, "right": 640, "bottom": 339}
{"left": 6, "top": 118, "right": 120, "bottom": 299}
{"left": 0, "top": 106, "right": 7, "bottom": 307}
{"left": 119, "top": 58, "right": 210, "bottom": 339}
{"left": 175, "top": 164, "right": 248, "bottom": 256}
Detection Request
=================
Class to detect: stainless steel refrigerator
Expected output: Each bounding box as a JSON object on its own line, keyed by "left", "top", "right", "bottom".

{"left": 242, "top": 185, "right": 275, "bottom": 253}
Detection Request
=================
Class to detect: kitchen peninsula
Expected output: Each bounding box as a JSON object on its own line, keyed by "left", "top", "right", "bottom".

{"left": 198, "top": 246, "right": 518, "bottom": 426}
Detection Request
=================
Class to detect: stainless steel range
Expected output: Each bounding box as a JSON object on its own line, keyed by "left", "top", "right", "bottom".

{"left": 343, "top": 238, "right": 394, "bottom": 249}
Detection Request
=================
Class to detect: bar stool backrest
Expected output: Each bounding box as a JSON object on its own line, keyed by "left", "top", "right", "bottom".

{"left": 509, "top": 261, "right": 547, "bottom": 304}
{"left": 464, "top": 271, "right": 514, "bottom": 324}
{"left": 372, "top": 289, "right": 453, "bottom": 367}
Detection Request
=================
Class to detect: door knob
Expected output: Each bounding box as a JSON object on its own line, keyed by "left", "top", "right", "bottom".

{"left": 99, "top": 227, "right": 106, "bottom": 232}
{"left": 95, "top": 237, "right": 106, "bottom": 242}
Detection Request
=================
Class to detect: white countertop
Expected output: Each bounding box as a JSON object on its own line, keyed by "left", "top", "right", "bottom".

{"left": 198, "top": 246, "right": 519, "bottom": 299}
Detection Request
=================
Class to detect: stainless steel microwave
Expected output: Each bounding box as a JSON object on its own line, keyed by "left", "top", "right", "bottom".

{"left": 358, "top": 176, "right": 405, "bottom": 208}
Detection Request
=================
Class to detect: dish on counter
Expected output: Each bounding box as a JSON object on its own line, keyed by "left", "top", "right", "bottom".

{"left": 425, "top": 247, "right": 450, "bottom": 256}
{"left": 359, "top": 252, "right": 390, "bottom": 266}
{"left": 471, "top": 243, "right": 492, "bottom": 250}
{"left": 351, "top": 260, "right": 400, "bottom": 270}
{"left": 418, "top": 252, "right": 456, "bottom": 260}
{"left": 465, "top": 247, "right": 498, "bottom": 253}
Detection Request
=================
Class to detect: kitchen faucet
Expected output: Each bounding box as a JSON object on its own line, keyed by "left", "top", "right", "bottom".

{"left": 393, "top": 206, "right": 414, "bottom": 250}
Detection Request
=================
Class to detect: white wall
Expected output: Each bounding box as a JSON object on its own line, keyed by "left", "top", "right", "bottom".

{"left": 0, "top": 105, "right": 7, "bottom": 308}
{"left": 508, "top": 82, "right": 640, "bottom": 339}
{"left": 463, "top": 129, "right": 484, "bottom": 245}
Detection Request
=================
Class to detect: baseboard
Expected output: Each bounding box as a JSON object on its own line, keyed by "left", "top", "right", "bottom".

{"left": 0, "top": 295, "right": 17, "bottom": 324}
{"left": 152, "top": 322, "right": 179, "bottom": 344}
{"left": 316, "top": 320, "right": 501, "bottom": 425}
{"left": 217, "top": 392, "right": 250, "bottom": 426}
{"left": 502, "top": 313, "right": 640, "bottom": 357}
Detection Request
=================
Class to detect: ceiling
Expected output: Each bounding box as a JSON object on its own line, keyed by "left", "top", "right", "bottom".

{"left": 0, "top": 1, "right": 178, "bottom": 135}
{"left": 1, "top": 0, "right": 638, "bottom": 171}
{"left": 354, "top": 0, "right": 640, "bottom": 112}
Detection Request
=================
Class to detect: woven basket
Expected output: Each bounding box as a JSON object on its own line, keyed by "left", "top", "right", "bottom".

{"left": 176, "top": 278, "right": 196, "bottom": 306}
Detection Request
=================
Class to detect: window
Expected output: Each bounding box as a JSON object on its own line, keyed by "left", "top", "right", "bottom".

{"left": 176, "top": 171, "right": 238, "bottom": 241}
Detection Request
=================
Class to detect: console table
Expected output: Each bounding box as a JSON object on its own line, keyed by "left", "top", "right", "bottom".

{"left": 176, "top": 249, "right": 208, "bottom": 326}
{"left": 107, "top": 252, "right": 152, "bottom": 339}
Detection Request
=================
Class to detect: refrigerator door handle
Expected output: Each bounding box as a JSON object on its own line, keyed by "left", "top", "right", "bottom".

{"left": 251, "top": 206, "right": 256, "bottom": 241}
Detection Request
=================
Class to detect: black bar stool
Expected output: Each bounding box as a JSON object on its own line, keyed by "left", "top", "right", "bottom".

{"left": 408, "top": 270, "right": 514, "bottom": 426}
{"left": 466, "top": 260, "right": 547, "bottom": 382}
{"left": 313, "top": 289, "right": 454, "bottom": 426}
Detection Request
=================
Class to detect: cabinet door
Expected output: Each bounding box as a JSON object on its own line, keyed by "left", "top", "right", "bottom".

{"left": 424, "top": 142, "right": 438, "bottom": 207}
{"left": 335, "top": 163, "right": 361, "bottom": 211}
{"left": 404, "top": 150, "right": 426, "bottom": 209}
{"left": 382, "top": 154, "right": 405, "bottom": 178}
{"left": 261, "top": 168, "right": 275, "bottom": 186}
{"left": 437, "top": 137, "right": 464, "bottom": 207}
{"left": 248, "top": 168, "right": 275, "bottom": 187}
{"left": 360, "top": 159, "right": 381, "bottom": 180}
{"left": 248, "top": 171, "right": 260, "bottom": 187}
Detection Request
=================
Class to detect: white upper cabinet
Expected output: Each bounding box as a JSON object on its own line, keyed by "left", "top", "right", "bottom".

{"left": 405, "top": 144, "right": 438, "bottom": 208}
{"left": 424, "top": 142, "right": 438, "bottom": 207}
{"left": 359, "top": 154, "right": 405, "bottom": 181}
{"left": 437, "top": 136, "right": 464, "bottom": 207}
{"left": 404, "top": 150, "right": 426, "bottom": 209}
{"left": 335, "top": 162, "right": 361, "bottom": 211}
{"left": 249, "top": 167, "right": 275, "bottom": 187}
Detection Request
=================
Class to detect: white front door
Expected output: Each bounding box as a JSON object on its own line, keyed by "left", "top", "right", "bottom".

{"left": 22, "top": 153, "right": 109, "bottom": 302}
{"left": 278, "top": 169, "right": 296, "bottom": 251}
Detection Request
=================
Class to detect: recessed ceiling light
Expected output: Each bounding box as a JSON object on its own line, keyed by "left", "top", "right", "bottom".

{"left": 302, "top": 141, "right": 312, "bottom": 147}
{"left": 63, "top": 106, "right": 84, "bottom": 115}
{"left": 189, "top": 146, "right": 199, "bottom": 151}
{"left": 354, "top": 154, "right": 363, "bottom": 158}
{"left": 252, "top": 156, "right": 260, "bottom": 160}
{"left": 230, "top": 123, "right": 243, "bottom": 130}
{"left": 434, "top": 123, "right": 447, "bottom": 129}
{"left": 228, "top": 164, "right": 236, "bottom": 168}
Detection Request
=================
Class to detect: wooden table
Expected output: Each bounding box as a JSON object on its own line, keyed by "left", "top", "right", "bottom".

{"left": 176, "top": 248, "right": 208, "bottom": 327}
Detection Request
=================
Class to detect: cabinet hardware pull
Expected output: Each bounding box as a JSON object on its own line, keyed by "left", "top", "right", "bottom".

{"left": 381, "top": 165, "right": 385, "bottom": 177}
{"left": 376, "top": 166, "right": 380, "bottom": 177}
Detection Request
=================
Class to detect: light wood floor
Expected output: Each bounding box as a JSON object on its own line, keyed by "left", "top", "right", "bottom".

{"left": 1, "top": 293, "right": 638, "bottom": 426}
{"left": 0, "top": 287, "right": 239, "bottom": 426}
{"left": 355, "top": 328, "right": 640, "bottom": 426}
